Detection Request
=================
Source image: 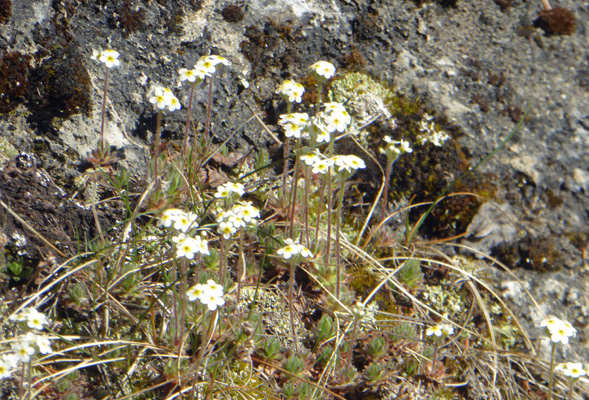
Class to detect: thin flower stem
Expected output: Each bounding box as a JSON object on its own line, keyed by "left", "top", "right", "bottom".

{"left": 335, "top": 176, "right": 346, "bottom": 299}
{"left": 183, "top": 84, "right": 196, "bottom": 158}
{"left": 381, "top": 159, "right": 393, "bottom": 223}
{"left": 100, "top": 67, "right": 110, "bottom": 154}
{"left": 282, "top": 103, "right": 292, "bottom": 209}
{"left": 204, "top": 77, "right": 214, "bottom": 142}
{"left": 568, "top": 378, "right": 575, "bottom": 400}
{"left": 288, "top": 262, "right": 299, "bottom": 353}
{"left": 325, "top": 169, "right": 333, "bottom": 271}
{"left": 431, "top": 342, "right": 439, "bottom": 375}
{"left": 289, "top": 139, "right": 302, "bottom": 238}
{"left": 153, "top": 110, "right": 163, "bottom": 187}
{"left": 26, "top": 360, "right": 31, "bottom": 400}
{"left": 314, "top": 174, "right": 327, "bottom": 245}
{"left": 540, "top": 0, "right": 552, "bottom": 10}
{"left": 304, "top": 166, "right": 311, "bottom": 248}
{"left": 219, "top": 236, "right": 226, "bottom": 284}
{"left": 549, "top": 342, "right": 556, "bottom": 400}
{"left": 348, "top": 318, "right": 358, "bottom": 364}
{"left": 237, "top": 229, "right": 244, "bottom": 304}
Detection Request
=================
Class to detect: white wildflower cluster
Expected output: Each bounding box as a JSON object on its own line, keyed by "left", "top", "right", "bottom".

{"left": 187, "top": 279, "right": 225, "bottom": 311}
{"left": 425, "top": 323, "right": 454, "bottom": 337}
{"left": 417, "top": 114, "right": 450, "bottom": 147}
{"left": 157, "top": 209, "right": 210, "bottom": 260}
{"left": 278, "top": 113, "right": 309, "bottom": 139}
{"left": 216, "top": 202, "right": 260, "bottom": 239}
{"left": 277, "top": 238, "right": 313, "bottom": 260}
{"left": 308, "top": 61, "right": 336, "bottom": 82}
{"left": 320, "top": 102, "right": 352, "bottom": 133}
{"left": 275, "top": 80, "right": 305, "bottom": 103}
{"left": 555, "top": 362, "right": 587, "bottom": 379}
{"left": 179, "top": 55, "right": 230, "bottom": 86}
{"left": 300, "top": 148, "right": 365, "bottom": 176}
{"left": 150, "top": 86, "right": 181, "bottom": 112}
{"left": 214, "top": 182, "right": 245, "bottom": 199}
{"left": 91, "top": 48, "right": 120, "bottom": 68}
{"left": 541, "top": 317, "right": 577, "bottom": 344}
{"left": 380, "top": 136, "right": 412, "bottom": 160}
{"left": 1, "top": 308, "right": 53, "bottom": 379}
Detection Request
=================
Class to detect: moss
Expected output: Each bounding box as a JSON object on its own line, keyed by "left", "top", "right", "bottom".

{"left": 491, "top": 235, "right": 559, "bottom": 272}
{"left": 534, "top": 7, "right": 576, "bottom": 36}
{"left": 25, "top": 43, "right": 92, "bottom": 133}
{"left": 113, "top": 0, "right": 147, "bottom": 38}
{"left": 0, "top": 52, "right": 31, "bottom": 114}
{"left": 0, "top": 0, "right": 10, "bottom": 24}
{"left": 221, "top": 4, "right": 244, "bottom": 23}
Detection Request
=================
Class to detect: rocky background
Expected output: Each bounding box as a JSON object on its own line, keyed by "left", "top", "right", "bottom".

{"left": 0, "top": 0, "right": 587, "bottom": 365}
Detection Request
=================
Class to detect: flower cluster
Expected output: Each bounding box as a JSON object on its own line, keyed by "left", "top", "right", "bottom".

{"left": 300, "top": 149, "right": 365, "bottom": 176}
{"left": 172, "top": 233, "right": 210, "bottom": 259}
{"left": 308, "top": 61, "right": 336, "bottom": 81}
{"left": 1, "top": 308, "right": 53, "bottom": 379}
{"left": 216, "top": 202, "right": 260, "bottom": 239}
{"left": 320, "top": 102, "right": 352, "bottom": 133}
{"left": 278, "top": 113, "right": 309, "bottom": 139}
{"left": 277, "top": 238, "right": 313, "bottom": 260}
{"left": 150, "top": 86, "right": 181, "bottom": 112}
{"left": 276, "top": 80, "right": 305, "bottom": 103}
{"left": 380, "top": 136, "right": 412, "bottom": 160}
{"left": 425, "top": 323, "right": 454, "bottom": 337}
{"left": 214, "top": 182, "right": 246, "bottom": 199}
{"left": 179, "top": 55, "right": 230, "bottom": 86}
{"left": 187, "top": 279, "right": 225, "bottom": 311}
{"left": 417, "top": 114, "right": 450, "bottom": 147}
{"left": 541, "top": 317, "right": 577, "bottom": 344}
{"left": 555, "top": 362, "right": 587, "bottom": 379}
{"left": 91, "top": 49, "right": 121, "bottom": 68}
{"left": 157, "top": 209, "right": 210, "bottom": 260}
{"left": 158, "top": 209, "right": 198, "bottom": 233}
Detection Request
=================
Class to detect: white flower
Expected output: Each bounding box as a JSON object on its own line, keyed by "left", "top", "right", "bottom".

{"left": 277, "top": 238, "right": 313, "bottom": 260}
{"left": 352, "top": 302, "right": 366, "bottom": 319}
{"left": 275, "top": 80, "right": 305, "bottom": 103}
{"left": 300, "top": 149, "right": 322, "bottom": 166}
{"left": 166, "top": 92, "right": 181, "bottom": 112}
{"left": 0, "top": 355, "right": 15, "bottom": 378}
{"left": 175, "top": 237, "right": 201, "bottom": 260}
{"left": 215, "top": 182, "right": 245, "bottom": 199}
{"left": 12, "top": 341, "right": 36, "bottom": 363}
{"left": 36, "top": 336, "right": 53, "bottom": 355}
{"left": 542, "top": 317, "right": 577, "bottom": 344}
{"left": 99, "top": 49, "right": 121, "bottom": 68}
{"left": 311, "top": 158, "right": 334, "bottom": 175}
{"left": 234, "top": 202, "right": 260, "bottom": 223}
{"left": 205, "top": 279, "right": 224, "bottom": 296}
{"left": 187, "top": 283, "right": 208, "bottom": 302}
{"left": 555, "top": 362, "right": 587, "bottom": 379}
{"left": 323, "top": 106, "right": 351, "bottom": 133}
{"left": 199, "top": 289, "right": 225, "bottom": 311}
{"left": 157, "top": 208, "right": 185, "bottom": 228}
{"left": 283, "top": 122, "right": 304, "bottom": 139}
{"left": 426, "top": 324, "right": 454, "bottom": 337}
{"left": 173, "top": 211, "right": 198, "bottom": 233}
{"left": 196, "top": 55, "right": 230, "bottom": 74}
{"left": 309, "top": 61, "right": 336, "bottom": 80}
{"left": 192, "top": 235, "right": 210, "bottom": 256}
{"left": 179, "top": 67, "right": 209, "bottom": 84}
{"left": 218, "top": 221, "right": 237, "bottom": 239}
{"left": 26, "top": 309, "right": 48, "bottom": 330}
{"left": 150, "top": 87, "right": 168, "bottom": 110}
{"left": 333, "top": 155, "right": 366, "bottom": 174}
